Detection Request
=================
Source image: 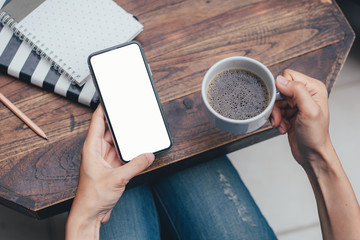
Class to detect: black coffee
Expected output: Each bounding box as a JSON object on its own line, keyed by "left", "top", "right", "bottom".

{"left": 207, "top": 69, "right": 270, "bottom": 120}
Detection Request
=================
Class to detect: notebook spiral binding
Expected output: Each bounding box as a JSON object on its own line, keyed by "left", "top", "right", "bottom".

{"left": 0, "top": 11, "right": 78, "bottom": 84}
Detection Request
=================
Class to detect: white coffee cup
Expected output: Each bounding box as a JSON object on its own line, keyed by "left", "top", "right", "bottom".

{"left": 201, "top": 56, "right": 280, "bottom": 134}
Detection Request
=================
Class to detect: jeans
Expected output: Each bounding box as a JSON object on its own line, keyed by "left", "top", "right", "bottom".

{"left": 100, "top": 155, "right": 277, "bottom": 240}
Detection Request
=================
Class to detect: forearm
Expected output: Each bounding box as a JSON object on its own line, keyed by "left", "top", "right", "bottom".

{"left": 66, "top": 199, "right": 101, "bottom": 240}
{"left": 305, "top": 143, "right": 360, "bottom": 240}
{"left": 66, "top": 217, "right": 100, "bottom": 240}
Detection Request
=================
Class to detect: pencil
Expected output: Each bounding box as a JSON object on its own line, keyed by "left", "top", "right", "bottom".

{"left": 0, "top": 92, "right": 48, "bottom": 140}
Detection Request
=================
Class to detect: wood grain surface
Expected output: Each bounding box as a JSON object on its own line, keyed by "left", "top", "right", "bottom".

{"left": 0, "top": 0, "right": 354, "bottom": 218}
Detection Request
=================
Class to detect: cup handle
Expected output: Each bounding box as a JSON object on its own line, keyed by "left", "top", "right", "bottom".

{"left": 275, "top": 90, "right": 284, "bottom": 101}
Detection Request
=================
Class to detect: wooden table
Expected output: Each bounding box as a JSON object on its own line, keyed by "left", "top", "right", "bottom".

{"left": 0, "top": 0, "right": 354, "bottom": 219}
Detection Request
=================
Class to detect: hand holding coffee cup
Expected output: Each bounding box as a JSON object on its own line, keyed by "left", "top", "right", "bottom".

{"left": 201, "top": 56, "right": 281, "bottom": 134}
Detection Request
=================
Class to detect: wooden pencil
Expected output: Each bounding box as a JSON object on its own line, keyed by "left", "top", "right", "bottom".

{"left": 0, "top": 92, "right": 48, "bottom": 140}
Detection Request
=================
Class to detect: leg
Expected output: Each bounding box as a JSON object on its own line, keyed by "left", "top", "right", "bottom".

{"left": 100, "top": 184, "right": 161, "bottom": 240}
{"left": 152, "top": 155, "right": 277, "bottom": 240}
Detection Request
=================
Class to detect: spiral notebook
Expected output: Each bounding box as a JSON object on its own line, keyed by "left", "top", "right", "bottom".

{"left": 0, "top": 0, "right": 143, "bottom": 86}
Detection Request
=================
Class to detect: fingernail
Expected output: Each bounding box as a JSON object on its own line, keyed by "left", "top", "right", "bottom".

{"left": 278, "top": 121, "right": 287, "bottom": 135}
{"left": 278, "top": 125, "right": 286, "bottom": 135}
{"left": 276, "top": 75, "right": 289, "bottom": 86}
{"left": 145, "top": 153, "right": 155, "bottom": 167}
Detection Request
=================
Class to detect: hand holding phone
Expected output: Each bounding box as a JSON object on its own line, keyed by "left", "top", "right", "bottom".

{"left": 66, "top": 106, "right": 156, "bottom": 239}
{"left": 88, "top": 41, "right": 172, "bottom": 162}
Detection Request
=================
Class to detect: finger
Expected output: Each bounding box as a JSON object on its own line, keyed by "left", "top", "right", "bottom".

{"left": 271, "top": 102, "right": 283, "bottom": 127}
{"left": 104, "top": 147, "right": 122, "bottom": 168}
{"left": 87, "top": 105, "right": 106, "bottom": 141}
{"left": 277, "top": 120, "right": 287, "bottom": 135}
{"left": 282, "top": 69, "right": 308, "bottom": 85}
{"left": 276, "top": 76, "right": 318, "bottom": 112}
{"left": 284, "top": 108, "right": 298, "bottom": 119}
{"left": 104, "top": 129, "right": 114, "bottom": 144}
{"left": 287, "top": 97, "right": 296, "bottom": 108}
{"left": 271, "top": 105, "right": 280, "bottom": 127}
{"left": 115, "top": 153, "right": 155, "bottom": 186}
{"left": 282, "top": 69, "right": 326, "bottom": 97}
{"left": 271, "top": 100, "right": 288, "bottom": 127}
{"left": 277, "top": 118, "right": 290, "bottom": 135}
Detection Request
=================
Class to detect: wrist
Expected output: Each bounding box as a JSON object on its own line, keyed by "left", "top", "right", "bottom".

{"left": 66, "top": 197, "right": 102, "bottom": 240}
{"left": 66, "top": 210, "right": 101, "bottom": 240}
{"left": 303, "top": 138, "right": 341, "bottom": 179}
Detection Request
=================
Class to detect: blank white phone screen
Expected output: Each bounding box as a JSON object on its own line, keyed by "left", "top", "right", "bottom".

{"left": 89, "top": 43, "right": 171, "bottom": 161}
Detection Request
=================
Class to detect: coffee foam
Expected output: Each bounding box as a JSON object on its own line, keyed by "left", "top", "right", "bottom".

{"left": 207, "top": 69, "right": 270, "bottom": 120}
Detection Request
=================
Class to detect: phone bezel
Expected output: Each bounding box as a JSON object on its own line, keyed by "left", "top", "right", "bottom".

{"left": 88, "top": 41, "right": 173, "bottom": 163}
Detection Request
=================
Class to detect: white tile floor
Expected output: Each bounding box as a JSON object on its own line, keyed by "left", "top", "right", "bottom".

{"left": 0, "top": 48, "right": 359, "bottom": 239}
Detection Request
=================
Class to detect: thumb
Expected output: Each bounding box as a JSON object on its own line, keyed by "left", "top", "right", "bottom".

{"left": 276, "top": 75, "right": 317, "bottom": 112}
{"left": 115, "top": 153, "right": 155, "bottom": 185}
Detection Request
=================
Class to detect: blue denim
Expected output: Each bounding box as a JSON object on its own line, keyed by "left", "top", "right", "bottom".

{"left": 100, "top": 156, "right": 277, "bottom": 240}
{"left": 100, "top": 184, "right": 161, "bottom": 239}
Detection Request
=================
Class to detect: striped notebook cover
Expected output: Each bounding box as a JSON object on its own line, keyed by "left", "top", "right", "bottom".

{"left": 0, "top": 0, "right": 142, "bottom": 108}
{"left": 0, "top": 20, "right": 99, "bottom": 108}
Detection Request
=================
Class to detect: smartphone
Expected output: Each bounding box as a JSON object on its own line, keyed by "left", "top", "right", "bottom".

{"left": 88, "top": 41, "right": 172, "bottom": 162}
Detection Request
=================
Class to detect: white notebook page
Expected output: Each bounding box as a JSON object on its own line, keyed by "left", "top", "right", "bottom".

{"left": 17, "top": 0, "right": 143, "bottom": 85}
